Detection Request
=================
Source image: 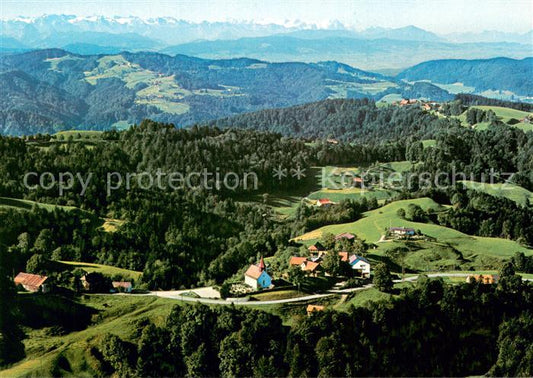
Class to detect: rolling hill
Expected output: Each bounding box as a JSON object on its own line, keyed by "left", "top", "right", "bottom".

{"left": 397, "top": 57, "right": 533, "bottom": 99}
{"left": 0, "top": 70, "right": 87, "bottom": 135}
{"left": 294, "top": 198, "right": 532, "bottom": 270}
{"left": 0, "top": 49, "right": 450, "bottom": 135}
{"left": 207, "top": 98, "right": 450, "bottom": 141}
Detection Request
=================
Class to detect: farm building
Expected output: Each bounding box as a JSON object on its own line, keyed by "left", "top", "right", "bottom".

{"left": 289, "top": 256, "right": 308, "bottom": 266}
{"left": 244, "top": 257, "right": 272, "bottom": 290}
{"left": 14, "top": 272, "right": 49, "bottom": 293}
{"left": 349, "top": 255, "right": 371, "bottom": 277}
{"left": 112, "top": 281, "right": 133, "bottom": 293}
{"left": 301, "top": 261, "right": 324, "bottom": 277}
{"left": 316, "top": 198, "right": 335, "bottom": 207}
{"left": 308, "top": 242, "right": 326, "bottom": 253}
{"left": 352, "top": 177, "right": 365, "bottom": 188}
{"left": 389, "top": 227, "right": 416, "bottom": 236}
{"left": 335, "top": 232, "right": 356, "bottom": 240}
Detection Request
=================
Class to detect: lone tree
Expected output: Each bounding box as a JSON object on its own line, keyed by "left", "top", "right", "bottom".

{"left": 373, "top": 263, "right": 393, "bottom": 293}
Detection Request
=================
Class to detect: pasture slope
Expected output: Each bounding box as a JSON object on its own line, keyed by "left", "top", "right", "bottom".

{"left": 295, "top": 198, "right": 532, "bottom": 261}
{"left": 58, "top": 261, "right": 142, "bottom": 281}
{"left": 459, "top": 181, "right": 533, "bottom": 206}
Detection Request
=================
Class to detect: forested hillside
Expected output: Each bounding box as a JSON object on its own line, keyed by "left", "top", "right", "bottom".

{"left": 209, "top": 98, "right": 456, "bottom": 141}
{"left": 397, "top": 57, "right": 533, "bottom": 97}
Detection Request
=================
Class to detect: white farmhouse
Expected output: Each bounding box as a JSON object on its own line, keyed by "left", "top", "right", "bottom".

{"left": 349, "top": 255, "right": 371, "bottom": 278}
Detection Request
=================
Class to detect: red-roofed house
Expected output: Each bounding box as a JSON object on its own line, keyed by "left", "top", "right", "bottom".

{"left": 301, "top": 261, "right": 324, "bottom": 277}
{"left": 308, "top": 242, "right": 326, "bottom": 253}
{"left": 244, "top": 257, "right": 272, "bottom": 290}
{"left": 14, "top": 272, "right": 49, "bottom": 293}
{"left": 352, "top": 177, "right": 364, "bottom": 188}
{"left": 289, "top": 256, "right": 308, "bottom": 266}
{"left": 335, "top": 233, "right": 355, "bottom": 241}
{"left": 316, "top": 198, "right": 334, "bottom": 207}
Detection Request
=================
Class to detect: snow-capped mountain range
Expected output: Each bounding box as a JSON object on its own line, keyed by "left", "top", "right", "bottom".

{"left": 1, "top": 14, "right": 531, "bottom": 47}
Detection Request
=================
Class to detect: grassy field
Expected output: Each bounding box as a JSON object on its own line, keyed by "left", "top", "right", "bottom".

{"left": 336, "top": 281, "right": 415, "bottom": 311}
{"left": 295, "top": 198, "right": 443, "bottom": 242}
{"left": 58, "top": 261, "right": 142, "bottom": 281}
{"left": 457, "top": 105, "right": 533, "bottom": 132}
{"left": 307, "top": 187, "right": 395, "bottom": 203}
{"left": 0, "top": 197, "right": 79, "bottom": 212}
{"left": 100, "top": 218, "right": 126, "bottom": 233}
{"left": 459, "top": 180, "right": 533, "bottom": 206}
{"left": 377, "top": 93, "right": 403, "bottom": 104}
{"left": 294, "top": 198, "right": 532, "bottom": 271}
{"left": 431, "top": 82, "right": 476, "bottom": 94}
{"left": 473, "top": 106, "right": 531, "bottom": 120}
{"left": 249, "top": 289, "right": 306, "bottom": 301}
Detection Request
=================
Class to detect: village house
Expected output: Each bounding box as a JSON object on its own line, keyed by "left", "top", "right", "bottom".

{"left": 112, "top": 281, "right": 133, "bottom": 293}
{"left": 244, "top": 257, "right": 272, "bottom": 290}
{"left": 301, "top": 260, "right": 323, "bottom": 277}
{"left": 335, "top": 232, "right": 355, "bottom": 241}
{"left": 308, "top": 242, "right": 326, "bottom": 254}
{"left": 316, "top": 198, "right": 335, "bottom": 207}
{"left": 389, "top": 227, "right": 416, "bottom": 236}
{"left": 466, "top": 274, "right": 499, "bottom": 284}
{"left": 306, "top": 304, "right": 325, "bottom": 316}
{"left": 14, "top": 272, "right": 49, "bottom": 293}
{"left": 399, "top": 99, "right": 419, "bottom": 106}
{"left": 289, "top": 256, "right": 308, "bottom": 267}
{"left": 290, "top": 255, "right": 325, "bottom": 276}
{"left": 352, "top": 176, "right": 365, "bottom": 188}
{"left": 349, "top": 255, "right": 371, "bottom": 277}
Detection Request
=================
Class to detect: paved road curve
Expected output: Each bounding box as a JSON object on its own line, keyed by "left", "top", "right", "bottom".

{"left": 150, "top": 273, "right": 525, "bottom": 306}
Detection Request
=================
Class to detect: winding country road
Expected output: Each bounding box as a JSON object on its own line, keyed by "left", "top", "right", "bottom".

{"left": 149, "top": 273, "right": 531, "bottom": 306}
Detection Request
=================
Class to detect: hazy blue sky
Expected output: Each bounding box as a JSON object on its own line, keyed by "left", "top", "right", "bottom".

{"left": 1, "top": 0, "right": 532, "bottom": 33}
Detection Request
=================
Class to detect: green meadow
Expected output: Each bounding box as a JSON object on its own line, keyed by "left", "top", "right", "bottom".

{"left": 459, "top": 181, "right": 533, "bottom": 206}
{"left": 0, "top": 197, "right": 79, "bottom": 212}
{"left": 58, "top": 261, "right": 142, "bottom": 281}
{"left": 295, "top": 198, "right": 532, "bottom": 271}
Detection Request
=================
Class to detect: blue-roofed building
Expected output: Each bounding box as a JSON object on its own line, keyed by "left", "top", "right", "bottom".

{"left": 349, "top": 255, "right": 371, "bottom": 277}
